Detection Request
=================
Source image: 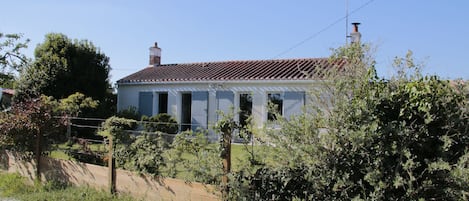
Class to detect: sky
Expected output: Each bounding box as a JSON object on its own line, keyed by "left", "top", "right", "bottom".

{"left": 1, "top": 0, "right": 468, "bottom": 85}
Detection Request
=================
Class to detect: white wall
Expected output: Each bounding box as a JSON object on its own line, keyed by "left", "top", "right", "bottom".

{"left": 117, "top": 81, "right": 315, "bottom": 129}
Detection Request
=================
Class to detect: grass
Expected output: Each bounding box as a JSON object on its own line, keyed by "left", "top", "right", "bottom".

{"left": 0, "top": 172, "right": 136, "bottom": 201}
{"left": 49, "top": 142, "right": 108, "bottom": 161}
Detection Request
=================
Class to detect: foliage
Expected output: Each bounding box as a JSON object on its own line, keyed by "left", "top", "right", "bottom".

{"left": 164, "top": 130, "right": 222, "bottom": 184}
{"left": 0, "top": 96, "right": 64, "bottom": 153}
{"left": 0, "top": 172, "right": 135, "bottom": 201}
{"left": 0, "top": 32, "right": 30, "bottom": 88}
{"left": 98, "top": 116, "right": 137, "bottom": 145}
{"left": 229, "top": 44, "right": 469, "bottom": 200}
{"left": 15, "top": 33, "right": 113, "bottom": 118}
{"left": 53, "top": 92, "right": 99, "bottom": 117}
{"left": 114, "top": 133, "right": 166, "bottom": 175}
{"left": 99, "top": 116, "right": 166, "bottom": 176}
{"left": 116, "top": 106, "right": 140, "bottom": 120}
{"left": 141, "top": 113, "right": 179, "bottom": 134}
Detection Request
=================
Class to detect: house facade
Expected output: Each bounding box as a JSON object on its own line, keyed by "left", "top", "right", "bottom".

{"left": 0, "top": 88, "right": 14, "bottom": 111}
{"left": 116, "top": 43, "right": 344, "bottom": 133}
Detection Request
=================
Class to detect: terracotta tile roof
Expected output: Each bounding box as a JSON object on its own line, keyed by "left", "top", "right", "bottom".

{"left": 117, "top": 58, "right": 345, "bottom": 84}
{"left": 1, "top": 88, "right": 15, "bottom": 95}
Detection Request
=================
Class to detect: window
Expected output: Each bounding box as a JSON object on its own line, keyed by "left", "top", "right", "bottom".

{"left": 181, "top": 93, "right": 192, "bottom": 131}
{"left": 267, "top": 93, "right": 283, "bottom": 121}
{"left": 239, "top": 93, "right": 252, "bottom": 128}
{"left": 158, "top": 93, "right": 168, "bottom": 114}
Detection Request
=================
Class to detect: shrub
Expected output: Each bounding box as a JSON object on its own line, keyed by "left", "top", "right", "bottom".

{"left": 115, "top": 133, "right": 165, "bottom": 175}
{"left": 142, "top": 113, "right": 179, "bottom": 134}
{"left": 230, "top": 45, "right": 469, "bottom": 200}
{"left": 116, "top": 106, "right": 139, "bottom": 120}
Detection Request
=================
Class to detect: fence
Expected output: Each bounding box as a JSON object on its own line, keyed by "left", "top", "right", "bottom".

{"left": 0, "top": 150, "right": 219, "bottom": 201}
{"left": 1, "top": 115, "right": 240, "bottom": 200}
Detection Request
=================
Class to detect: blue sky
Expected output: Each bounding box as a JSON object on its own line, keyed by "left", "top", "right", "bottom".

{"left": 1, "top": 0, "right": 468, "bottom": 85}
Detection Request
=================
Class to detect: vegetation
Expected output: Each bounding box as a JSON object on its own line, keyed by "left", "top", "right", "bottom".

{"left": 227, "top": 44, "right": 469, "bottom": 200}
{"left": 2, "top": 33, "right": 468, "bottom": 200}
{"left": 15, "top": 33, "right": 115, "bottom": 118}
{"left": 0, "top": 32, "right": 30, "bottom": 88}
{"left": 0, "top": 93, "right": 98, "bottom": 153}
{"left": 0, "top": 96, "right": 64, "bottom": 153}
{"left": 99, "top": 116, "right": 167, "bottom": 175}
{"left": 0, "top": 172, "right": 134, "bottom": 201}
{"left": 164, "top": 130, "right": 222, "bottom": 183}
{"left": 142, "top": 113, "right": 179, "bottom": 134}
{"left": 116, "top": 106, "right": 139, "bottom": 120}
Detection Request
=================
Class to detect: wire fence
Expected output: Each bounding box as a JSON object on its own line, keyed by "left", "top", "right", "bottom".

{"left": 47, "top": 116, "right": 234, "bottom": 168}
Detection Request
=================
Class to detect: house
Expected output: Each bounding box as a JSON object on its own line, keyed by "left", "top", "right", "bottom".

{"left": 0, "top": 88, "right": 14, "bottom": 111}
{"left": 116, "top": 43, "right": 345, "bottom": 136}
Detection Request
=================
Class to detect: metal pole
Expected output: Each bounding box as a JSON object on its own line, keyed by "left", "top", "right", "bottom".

{"left": 345, "top": 0, "right": 349, "bottom": 45}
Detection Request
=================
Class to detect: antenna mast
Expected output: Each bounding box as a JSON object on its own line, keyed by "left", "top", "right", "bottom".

{"left": 345, "top": 0, "right": 349, "bottom": 44}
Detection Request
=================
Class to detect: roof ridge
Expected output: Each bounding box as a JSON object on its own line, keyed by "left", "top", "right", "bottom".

{"left": 158, "top": 57, "right": 329, "bottom": 66}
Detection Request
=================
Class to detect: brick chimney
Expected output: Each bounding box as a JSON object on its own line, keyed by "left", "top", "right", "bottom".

{"left": 149, "top": 42, "right": 161, "bottom": 66}
{"left": 350, "top": 22, "right": 361, "bottom": 43}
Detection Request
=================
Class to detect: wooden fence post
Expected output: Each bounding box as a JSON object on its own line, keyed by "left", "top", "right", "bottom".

{"left": 108, "top": 135, "right": 116, "bottom": 194}
{"left": 35, "top": 127, "right": 42, "bottom": 182}
{"left": 66, "top": 115, "right": 71, "bottom": 140}
{"left": 221, "top": 129, "right": 232, "bottom": 201}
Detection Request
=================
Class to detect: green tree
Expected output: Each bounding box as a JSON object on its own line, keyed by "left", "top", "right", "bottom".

{"left": 15, "top": 33, "right": 114, "bottom": 117}
{"left": 0, "top": 33, "right": 30, "bottom": 88}
{"left": 0, "top": 96, "right": 64, "bottom": 153}
{"left": 230, "top": 44, "right": 469, "bottom": 200}
{"left": 0, "top": 93, "right": 99, "bottom": 153}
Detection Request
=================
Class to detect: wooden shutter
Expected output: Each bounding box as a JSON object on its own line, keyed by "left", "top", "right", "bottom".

{"left": 191, "top": 91, "right": 208, "bottom": 130}
{"left": 283, "top": 91, "right": 305, "bottom": 119}
{"left": 216, "top": 91, "right": 234, "bottom": 119}
{"left": 138, "top": 92, "right": 153, "bottom": 117}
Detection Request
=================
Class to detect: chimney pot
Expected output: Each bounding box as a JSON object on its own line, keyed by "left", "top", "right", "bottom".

{"left": 350, "top": 22, "right": 361, "bottom": 43}
{"left": 149, "top": 42, "right": 162, "bottom": 66}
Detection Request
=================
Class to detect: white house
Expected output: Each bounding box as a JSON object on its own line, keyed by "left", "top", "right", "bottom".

{"left": 116, "top": 43, "right": 345, "bottom": 133}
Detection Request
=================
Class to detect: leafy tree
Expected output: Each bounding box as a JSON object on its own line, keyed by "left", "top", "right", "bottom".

{"left": 0, "top": 33, "right": 30, "bottom": 88}
{"left": 15, "top": 33, "right": 114, "bottom": 117}
{"left": 230, "top": 44, "right": 469, "bottom": 200}
{"left": 46, "top": 92, "right": 98, "bottom": 117}
{"left": 0, "top": 96, "right": 64, "bottom": 153}
{"left": 0, "top": 93, "right": 99, "bottom": 153}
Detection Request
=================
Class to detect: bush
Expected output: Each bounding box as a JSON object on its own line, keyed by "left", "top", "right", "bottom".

{"left": 98, "top": 116, "right": 137, "bottom": 144}
{"left": 116, "top": 106, "right": 139, "bottom": 120}
{"left": 164, "top": 130, "right": 222, "bottom": 184}
{"left": 230, "top": 46, "right": 469, "bottom": 200}
{"left": 114, "top": 133, "right": 165, "bottom": 175}
{"left": 142, "top": 113, "right": 179, "bottom": 134}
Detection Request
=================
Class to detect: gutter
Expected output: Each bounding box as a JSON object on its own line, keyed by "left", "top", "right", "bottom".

{"left": 116, "top": 79, "right": 322, "bottom": 86}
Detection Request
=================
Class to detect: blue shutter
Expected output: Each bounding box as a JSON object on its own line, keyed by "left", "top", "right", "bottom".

{"left": 191, "top": 91, "right": 208, "bottom": 130}
{"left": 216, "top": 91, "right": 234, "bottom": 119}
{"left": 138, "top": 92, "right": 153, "bottom": 117}
{"left": 283, "top": 91, "right": 305, "bottom": 119}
